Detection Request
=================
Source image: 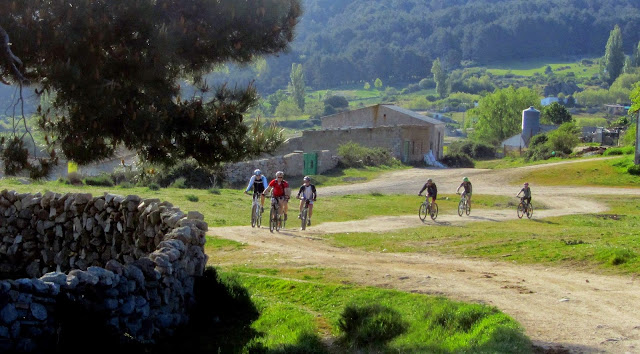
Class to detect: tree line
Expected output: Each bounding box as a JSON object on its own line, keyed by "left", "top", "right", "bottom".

{"left": 208, "top": 0, "right": 640, "bottom": 94}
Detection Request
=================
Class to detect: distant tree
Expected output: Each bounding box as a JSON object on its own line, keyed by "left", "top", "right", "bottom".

{"left": 364, "top": 82, "right": 371, "bottom": 90}
{"left": 324, "top": 95, "right": 349, "bottom": 109}
{"left": 623, "top": 56, "right": 633, "bottom": 74}
{"left": 603, "top": 25, "right": 625, "bottom": 85}
{"left": 541, "top": 102, "right": 573, "bottom": 125}
{"left": 374, "top": 78, "right": 383, "bottom": 90}
{"left": 431, "top": 58, "right": 448, "bottom": 98}
{"left": 0, "top": 1, "right": 302, "bottom": 175}
{"left": 565, "top": 95, "right": 576, "bottom": 108}
{"left": 266, "top": 89, "right": 288, "bottom": 116}
{"left": 544, "top": 65, "right": 553, "bottom": 75}
{"left": 547, "top": 122, "right": 580, "bottom": 154}
{"left": 289, "top": 63, "right": 306, "bottom": 112}
{"left": 470, "top": 86, "right": 540, "bottom": 146}
{"left": 275, "top": 98, "right": 302, "bottom": 119}
{"left": 633, "top": 40, "right": 640, "bottom": 67}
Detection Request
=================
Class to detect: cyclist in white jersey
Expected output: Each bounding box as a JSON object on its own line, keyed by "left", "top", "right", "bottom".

{"left": 296, "top": 176, "right": 317, "bottom": 226}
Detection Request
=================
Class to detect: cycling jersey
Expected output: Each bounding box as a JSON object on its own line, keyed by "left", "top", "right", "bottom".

{"left": 246, "top": 175, "right": 268, "bottom": 194}
{"left": 297, "top": 184, "right": 317, "bottom": 201}
{"left": 459, "top": 181, "right": 472, "bottom": 194}
{"left": 419, "top": 182, "right": 437, "bottom": 199}
{"left": 520, "top": 187, "right": 531, "bottom": 198}
{"left": 268, "top": 179, "right": 289, "bottom": 198}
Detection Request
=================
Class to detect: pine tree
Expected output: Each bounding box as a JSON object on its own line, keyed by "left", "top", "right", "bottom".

{"left": 0, "top": 0, "right": 302, "bottom": 174}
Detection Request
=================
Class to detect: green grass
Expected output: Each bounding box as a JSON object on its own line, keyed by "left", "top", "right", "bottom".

{"left": 485, "top": 59, "right": 600, "bottom": 79}
{"left": 519, "top": 155, "right": 640, "bottom": 187}
{"left": 231, "top": 272, "right": 531, "bottom": 353}
{"left": 314, "top": 196, "right": 640, "bottom": 275}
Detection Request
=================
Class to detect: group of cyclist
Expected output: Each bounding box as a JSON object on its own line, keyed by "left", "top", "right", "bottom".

{"left": 245, "top": 168, "right": 532, "bottom": 229}
{"left": 245, "top": 169, "right": 317, "bottom": 228}
{"left": 418, "top": 177, "right": 532, "bottom": 213}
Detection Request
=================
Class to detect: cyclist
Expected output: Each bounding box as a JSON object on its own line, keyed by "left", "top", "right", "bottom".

{"left": 296, "top": 176, "right": 317, "bottom": 226}
{"left": 418, "top": 178, "right": 437, "bottom": 206}
{"left": 516, "top": 182, "right": 531, "bottom": 206}
{"left": 263, "top": 171, "right": 291, "bottom": 221}
{"left": 244, "top": 169, "right": 268, "bottom": 213}
{"left": 456, "top": 176, "right": 473, "bottom": 206}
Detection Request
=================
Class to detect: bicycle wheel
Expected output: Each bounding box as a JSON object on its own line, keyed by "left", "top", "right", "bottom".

{"left": 458, "top": 199, "right": 464, "bottom": 217}
{"left": 466, "top": 201, "right": 471, "bottom": 216}
{"left": 269, "top": 205, "right": 277, "bottom": 232}
{"left": 251, "top": 204, "right": 257, "bottom": 227}
{"left": 430, "top": 203, "right": 438, "bottom": 220}
{"left": 418, "top": 202, "right": 428, "bottom": 221}
{"left": 276, "top": 213, "right": 282, "bottom": 231}
{"left": 517, "top": 202, "right": 525, "bottom": 219}
{"left": 256, "top": 206, "right": 262, "bottom": 228}
{"left": 300, "top": 208, "right": 307, "bottom": 230}
{"left": 526, "top": 203, "right": 534, "bottom": 219}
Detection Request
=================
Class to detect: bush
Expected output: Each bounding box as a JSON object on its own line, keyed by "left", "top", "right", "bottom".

{"left": 85, "top": 174, "right": 115, "bottom": 187}
{"left": 338, "top": 304, "right": 407, "bottom": 349}
{"left": 448, "top": 141, "right": 495, "bottom": 159}
{"left": 66, "top": 172, "right": 84, "bottom": 185}
{"left": 628, "top": 164, "right": 640, "bottom": 175}
{"left": 441, "top": 153, "right": 475, "bottom": 168}
{"left": 185, "top": 194, "right": 199, "bottom": 202}
{"left": 150, "top": 159, "right": 221, "bottom": 189}
{"left": 148, "top": 183, "right": 160, "bottom": 191}
{"left": 337, "top": 142, "right": 395, "bottom": 168}
{"left": 170, "top": 177, "right": 188, "bottom": 189}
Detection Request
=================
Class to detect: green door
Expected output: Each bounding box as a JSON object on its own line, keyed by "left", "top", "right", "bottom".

{"left": 303, "top": 152, "right": 318, "bottom": 175}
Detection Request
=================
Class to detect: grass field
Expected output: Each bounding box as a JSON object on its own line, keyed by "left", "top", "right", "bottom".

{"left": 485, "top": 59, "right": 600, "bottom": 79}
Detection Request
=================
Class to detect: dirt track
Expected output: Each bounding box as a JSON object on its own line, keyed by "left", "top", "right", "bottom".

{"left": 208, "top": 159, "right": 640, "bottom": 353}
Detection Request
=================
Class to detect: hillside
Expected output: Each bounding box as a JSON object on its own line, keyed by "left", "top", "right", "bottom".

{"left": 209, "top": 0, "right": 640, "bottom": 93}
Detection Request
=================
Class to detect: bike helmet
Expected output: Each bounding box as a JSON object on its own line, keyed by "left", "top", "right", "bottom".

{"left": 303, "top": 176, "right": 311, "bottom": 182}
{"left": 254, "top": 169, "right": 262, "bottom": 176}
{"left": 463, "top": 177, "right": 469, "bottom": 182}
{"left": 524, "top": 182, "right": 529, "bottom": 186}
{"left": 427, "top": 178, "right": 433, "bottom": 183}
{"left": 276, "top": 171, "right": 284, "bottom": 178}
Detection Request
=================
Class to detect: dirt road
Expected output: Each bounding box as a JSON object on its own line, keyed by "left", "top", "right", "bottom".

{"left": 208, "top": 160, "right": 640, "bottom": 353}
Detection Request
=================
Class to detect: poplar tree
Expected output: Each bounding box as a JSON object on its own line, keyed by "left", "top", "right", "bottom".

{"left": 603, "top": 25, "right": 625, "bottom": 85}
{"left": 289, "top": 63, "right": 305, "bottom": 112}
{"left": 431, "top": 58, "right": 448, "bottom": 98}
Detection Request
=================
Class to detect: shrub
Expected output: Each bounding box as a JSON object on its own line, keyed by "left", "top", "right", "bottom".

{"left": 324, "top": 95, "right": 349, "bottom": 109}
{"left": 171, "top": 177, "right": 187, "bottom": 189}
{"left": 67, "top": 172, "right": 84, "bottom": 185}
{"left": 338, "top": 304, "right": 408, "bottom": 349}
{"left": 151, "top": 159, "right": 220, "bottom": 189}
{"left": 85, "top": 174, "right": 115, "bottom": 187}
{"left": 148, "top": 183, "right": 160, "bottom": 191}
{"left": 186, "top": 194, "right": 199, "bottom": 202}
{"left": 441, "top": 153, "right": 475, "bottom": 168}
{"left": 337, "top": 142, "right": 395, "bottom": 168}
{"left": 628, "top": 165, "right": 640, "bottom": 175}
{"left": 448, "top": 141, "right": 495, "bottom": 159}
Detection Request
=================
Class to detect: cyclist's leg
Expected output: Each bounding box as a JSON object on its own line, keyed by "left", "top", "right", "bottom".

{"left": 284, "top": 199, "right": 289, "bottom": 220}
{"left": 298, "top": 199, "right": 304, "bottom": 218}
{"left": 308, "top": 202, "right": 313, "bottom": 219}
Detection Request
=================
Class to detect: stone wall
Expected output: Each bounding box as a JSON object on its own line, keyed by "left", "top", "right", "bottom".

{"left": 0, "top": 190, "right": 208, "bottom": 352}
{"left": 223, "top": 150, "right": 338, "bottom": 185}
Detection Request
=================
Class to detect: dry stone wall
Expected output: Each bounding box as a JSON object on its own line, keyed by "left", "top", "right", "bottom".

{"left": 0, "top": 190, "right": 208, "bottom": 352}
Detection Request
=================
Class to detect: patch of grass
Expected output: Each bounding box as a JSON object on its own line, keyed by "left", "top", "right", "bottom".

{"left": 318, "top": 196, "right": 640, "bottom": 275}
{"left": 234, "top": 273, "right": 531, "bottom": 353}
{"left": 517, "top": 156, "right": 640, "bottom": 187}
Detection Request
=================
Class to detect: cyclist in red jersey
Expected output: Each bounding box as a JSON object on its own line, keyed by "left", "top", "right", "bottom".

{"left": 263, "top": 171, "right": 291, "bottom": 221}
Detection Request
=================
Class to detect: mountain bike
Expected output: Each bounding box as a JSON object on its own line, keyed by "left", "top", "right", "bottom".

{"left": 250, "top": 193, "right": 263, "bottom": 228}
{"left": 517, "top": 197, "right": 533, "bottom": 219}
{"left": 269, "top": 196, "right": 284, "bottom": 232}
{"left": 418, "top": 196, "right": 438, "bottom": 221}
{"left": 299, "top": 198, "right": 311, "bottom": 230}
{"left": 457, "top": 193, "right": 471, "bottom": 217}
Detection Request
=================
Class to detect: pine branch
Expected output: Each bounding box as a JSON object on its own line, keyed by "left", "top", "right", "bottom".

{"left": 0, "top": 25, "right": 28, "bottom": 85}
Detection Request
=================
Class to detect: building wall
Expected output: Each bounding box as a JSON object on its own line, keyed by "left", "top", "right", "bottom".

{"left": 322, "top": 105, "right": 435, "bottom": 129}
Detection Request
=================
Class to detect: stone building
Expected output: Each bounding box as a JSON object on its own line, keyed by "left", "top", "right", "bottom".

{"left": 280, "top": 104, "right": 445, "bottom": 163}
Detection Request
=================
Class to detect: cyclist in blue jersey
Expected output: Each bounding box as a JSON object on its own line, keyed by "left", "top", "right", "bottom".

{"left": 244, "top": 169, "right": 268, "bottom": 213}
